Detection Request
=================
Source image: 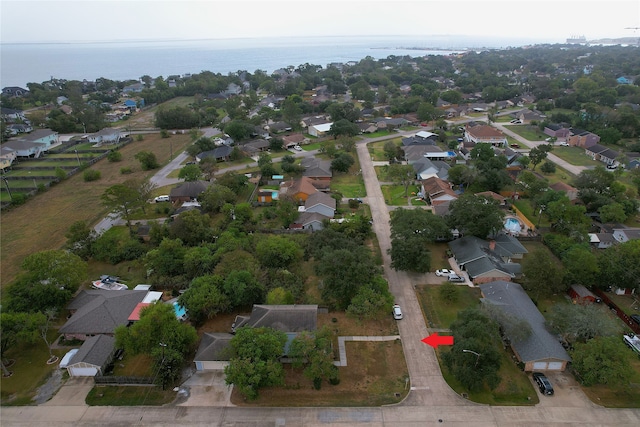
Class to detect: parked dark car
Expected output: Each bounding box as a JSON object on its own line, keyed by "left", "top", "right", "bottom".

{"left": 532, "top": 372, "right": 554, "bottom": 395}
{"left": 631, "top": 314, "right": 640, "bottom": 326}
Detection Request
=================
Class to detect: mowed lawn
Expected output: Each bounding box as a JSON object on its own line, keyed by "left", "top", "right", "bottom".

{"left": 0, "top": 133, "right": 192, "bottom": 287}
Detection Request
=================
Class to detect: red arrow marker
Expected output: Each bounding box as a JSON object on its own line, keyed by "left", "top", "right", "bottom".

{"left": 421, "top": 333, "right": 454, "bottom": 349}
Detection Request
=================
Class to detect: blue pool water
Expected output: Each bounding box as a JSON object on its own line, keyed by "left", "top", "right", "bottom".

{"left": 504, "top": 217, "right": 522, "bottom": 233}
{"left": 173, "top": 302, "right": 187, "bottom": 319}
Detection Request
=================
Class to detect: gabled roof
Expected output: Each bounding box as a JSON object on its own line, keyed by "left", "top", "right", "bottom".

{"left": 479, "top": 281, "right": 571, "bottom": 363}
{"left": 465, "top": 124, "right": 504, "bottom": 138}
{"left": 303, "top": 159, "right": 332, "bottom": 178}
{"left": 170, "top": 180, "right": 210, "bottom": 198}
{"left": 198, "top": 145, "right": 233, "bottom": 160}
{"left": 282, "top": 133, "right": 306, "bottom": 144}
{"left": 475, "top": 191, "right": 506, "bottom": 203}
{"left": 233, "top": 305, "right": 318, "bottom": 333}
{"left": 549, "top": 182, "right": 577, "bottom": 192}
{"left": 305, "top": 191, "right": 336, "bottom": 210}
{"left": 296, "top": 211, "right": 329, "bottom": 227}
{"left": 60, "top": 290, "right": 147, "bottom": 335}
{"left": 194, "top": 332, "right": 233, "bottom": 362}
{"left": 281, "top": 177, "right": 318, "bottom": 197}
{"left": 68, "top": 334, "right": 116, "bottom": 368}
{"left": 422, "top": 177, "right": 457, "bottom": 200}
{"left": 448, "top": 235, "right": 526, "bottom": 279}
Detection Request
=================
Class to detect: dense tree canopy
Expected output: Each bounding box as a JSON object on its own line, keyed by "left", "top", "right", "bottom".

{"left": 446, "top": 194, "right": 505, "bottom": 238}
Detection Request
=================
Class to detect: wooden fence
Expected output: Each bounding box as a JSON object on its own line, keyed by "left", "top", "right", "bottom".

{"left": 593, "top": 288, "right": 640, "bottom": 334}
{"left": 94, "top": 376, "right": 155, "bottom": 385}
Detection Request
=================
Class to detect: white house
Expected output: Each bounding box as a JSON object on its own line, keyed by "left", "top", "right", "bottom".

{"left": 88, "top": 128, "right": 121, "bottom": 145}
{"left": 308, "top": 122, "right": 333, "bottom": 137}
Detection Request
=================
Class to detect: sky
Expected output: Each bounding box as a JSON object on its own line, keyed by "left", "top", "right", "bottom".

{"left": 1, "top": 0, "right": 639, "bottom": 44}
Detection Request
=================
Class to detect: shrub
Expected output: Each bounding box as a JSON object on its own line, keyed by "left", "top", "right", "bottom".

{"left": 54, "top": 167, "right": 67, "bottom": 181}
{"left": 37, "top": 183, "right": 47, "bottom": 193}
{"left": 107, "top": 150, "right": 123, "bottom": 162}
{"left": 10, "top": 193, "right": 28, "bottom": 205}
{"left": 120, "top": 167, "right": 133, "bottom": 174}
{"left": 438, "top": 282, "right": 459, "bottom": 303}
{"left": 136, "top": 134, "right": 144, "bottom": 141}
{"left": 160, "top": 129, "right": 170, "bottom": 138}
{"left": 83, "top": 169, "right": 101, "bottom": 182}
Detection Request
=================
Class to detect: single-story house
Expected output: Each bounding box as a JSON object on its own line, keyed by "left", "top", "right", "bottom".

{"left": 448, "top": 235, "right": 527, "bottom": 284}
{"left": 302, "top": 158, "right": 332, "bottom": 180}
{"left": 303, "top": 192, "right": 336, "bottom": 218}
{"left": 543, "top": 124, "right": 571, "bottom": 140}
{"left": 613, "top": 228, "right": 640, "bottom": 243}
{"left": 421, "top": 177, "right": 458, "bottom": 206}
{"left": 59, "top": 290, "right": 148, "bottom": 340}
{"left": 1, "top": 107, "right": 27, "bottom": 121}
{"left": 412, "top": 158, "right": 450, "bottom": 180}
{"left": 268, "top": 121, "right": 292, "bottom": 134}
{"left": 280, "top": 177, "right": 318, "bottom": 202}
{"left": 232, "top": 304, "right": 318, "bottom": 333}
{"left": 568, "top": 284, "right": 601, "bottom": 304}
{"left": 240, "top": 139, "right": 270, "bottom": 155}
{"left": 464, "top": 124, "right": 507, "bottom": 147}
{"left": 567, "top": 129, "right": 600, "bottom": 148}
{"left": 588, "top": 232, "right": 617, "bottom": 249}
{"left": 373, "top": 117, "right": 409, "bottom": 130}
{"left": 585, "top": 144, "right": 619, "bottom": 166}
{"left": 549, "top": 182, "right": 578, "bottom": 201}
{"left": 282, "top": 133, "right": 308, "bottom": 148}
{"left": 511, "top": 109, "right": 546, "bottom": 124}
{"left": 66, "top": 334, "right": 116, "bottom": 377}
{"left": 169, "top": 180, "right": 210, "bottom": 203}
{"left": 480, "top": 281, "right": 571, "bottom": 371}
{"left": 293, "top": 211, "right": 329, "bottom": 231}
{"left": 88, "top": 127, "right": 121, "bottom": 145}
{"left": 0, "top": 146, "right": 17, "bottom": 170}
{"left": 308, "top": 122, "right": 333, "bottom": 137}
{"left": 196, "top": 145, "right": 233, "bottom": 162}
{"left": 193, "top": 332, "right": 233, "bottom": 371}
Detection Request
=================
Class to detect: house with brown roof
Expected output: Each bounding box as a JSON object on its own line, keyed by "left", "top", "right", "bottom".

{"left": 464, "top": 124, "right": 507, "bottom": 147}
{"left": 279, "top": 177, "right": 318, "bottom": 202}
{"left": 549, "top": 182, "right": 578, "bottom": 201}
{"left": 475, "top": 191, "right": 507, "bottom": 206}
{"left": 567, "top": 129, "right": 600, "bottom": 148}
{"left": 282, "top": 133, "right": 308, "bottom": 148}
{"left": 421, "top": 177, "right": 458, "bottom": 206}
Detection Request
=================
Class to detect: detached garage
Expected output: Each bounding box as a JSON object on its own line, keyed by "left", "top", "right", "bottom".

{"left": 194, "top": 333, "right": 232, "bottom": 371}
{"left": 66, "top": 335, "right": 116, "bottom": 377}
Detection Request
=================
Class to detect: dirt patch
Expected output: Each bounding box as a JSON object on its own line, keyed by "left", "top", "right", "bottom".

{"left": 32, "top": 369, "right": 64, "bottom": 405}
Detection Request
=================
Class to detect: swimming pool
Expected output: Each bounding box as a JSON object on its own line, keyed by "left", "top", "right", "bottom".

{"left": 173, "top": 302, "right": 187, "bottom": 320}
{"left": 504, "top": 217, "right": 522, "bottom": 233}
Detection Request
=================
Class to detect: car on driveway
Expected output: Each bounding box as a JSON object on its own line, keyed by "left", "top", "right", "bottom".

{"left": 447, "top": 274, "right": 465, "bottom": 283}
{"left": 293, "top": 145, "right": 303, "bottom": 151}
{"left": 154, "top": 195, "right": 170, "bottom": 203}
{"left": 532, "top": 372, "right": 554, "bottom": 395}
{"left": 631, "top": 314, "right": 640, "bottom": 325}
{"left": 435, "top": 269, "right": 452, "bottom": 277}
{"left": 392, "top": 304, "right": 403, "bottom": 320}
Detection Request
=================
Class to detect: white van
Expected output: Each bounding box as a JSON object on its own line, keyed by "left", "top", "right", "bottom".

{"left": 154, "top": 195, "right": 170, "bottom": 203}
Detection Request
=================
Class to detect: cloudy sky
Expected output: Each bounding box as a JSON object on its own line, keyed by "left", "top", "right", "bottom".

{"left": 1, "top": 0, "right": 638, "bottom": 44}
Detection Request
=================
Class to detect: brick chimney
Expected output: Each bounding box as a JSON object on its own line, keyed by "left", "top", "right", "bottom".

{"left": 489, "top": 240, "right": 496, "bottom": 251}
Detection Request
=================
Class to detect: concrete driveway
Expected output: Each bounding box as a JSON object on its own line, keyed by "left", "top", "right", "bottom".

{"left": 175, "top": 371, "right": 233, "bottom": 407}
{"left": 41, "top": 377, "right": 93, "bottom": 407}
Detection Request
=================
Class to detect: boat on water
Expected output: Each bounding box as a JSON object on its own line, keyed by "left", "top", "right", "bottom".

{"left": 91, "top": 275, "right": 128, "bottom": 291}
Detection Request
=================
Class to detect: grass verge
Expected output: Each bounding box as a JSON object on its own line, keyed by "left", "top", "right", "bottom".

{"left": 86, "top": 386, "right": 176, "bottom": 406}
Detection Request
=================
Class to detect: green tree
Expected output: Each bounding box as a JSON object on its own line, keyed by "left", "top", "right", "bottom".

{"left": 223, "top": 270, "right": 265, "bottom": 308}
{"left": 561, "top": 246, "right": 599, "bottom": 287}
{"left": 101, "top": 183, "right": 141, "bottom": 232}
{"left": 169, "top": 210, "right": 214, "bottom": 246}
{"left": 289, "top": 327, "right": 339, "bottom": 389}
{"left": 540, "top": 161, "right": 556, "bottom": 174}
{"left": 597, "top": 240, "right": 640, "bottom": 292}
{"left": 386, "top": 164, "right": 415, "bottom": 197}
{"left": 346, "top": 280, "right": 394, "bottom": 320}
{"left": 546, "top": 198, "right": 590, "bottom": 238}
{"left": 442, "top": 309, "right": 502, "bottom": 392}
{"left": 178, "top": 275, "right": 229, "bottom": 326}
{"left": 598, "top": 202, "right": 627, "bottom": 224}
{"left": 64, "top": 220, "right": 96, "bottom": 260}
{"left": 446, "top": 194, "right": 505, "bottom": 238}
{"left": 115, "top": 302, "right": 198, "bottom": 390}
{"left": 178, "top": 164, "right": 202, "bottom": 181}
{"left": 145, "top": 238, "right": 187, "bottom": 277}
{"left": 383, "top": 140, "right": 399, "bottom": 161}
{"left": 224, "top": 327, "right": 287, "bottom": 400}
{"left": 266, "top": 287, "right": 295, "bottom": 305}
{"left": 330, "top": 153, "right": 355, "bottom": 173}
{"left": 328, "top": 119, "right": 360, "bottom": 139}
{"left": 521, "top": 249, "right": 565, "bottom": 300}
{"left": 183, "top": 246, "right": 216, "bottom": 279}
{"left": 255, "top": 235, "right": 303, "bottom": 269}
{"left": 571, "top": 336, "right": 633, "bottom": 386}
{"left": 315, "top": 246, "right": 379, "bottom": 309}
{"left": 388, "top": 208, "right": 450, "bottom": 273}
{"left": 546, "top": 303, "right": 620, "bottom": 344}
{"left": 528, "top": 145, "right": 552, "bottom": 171}
{"left": 200, "top": 184, "right": 236, "bottom": 213}
{"left": 276, "top": 196, "right": 299, "bottom": 228}
{"left": 0, "top": 312, "right": 44, "bottom": 376}
{"left": 134, "top": 150, "right": 159, "bottom": 170}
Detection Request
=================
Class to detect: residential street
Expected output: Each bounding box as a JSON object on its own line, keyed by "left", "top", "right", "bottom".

{"left": 6, "top": 133, "right": 640, "bottom": 426}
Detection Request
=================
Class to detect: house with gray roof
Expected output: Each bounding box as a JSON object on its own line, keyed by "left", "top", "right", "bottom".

{"left": 88, "top": 127, "right": 121, "bottom": 145}
{"left": 193, "top": 332, "right": 233, "bottom": 371}
{"left": 66, "top": 334, "right": 116, "bottom": 377}
{"left": 304, "top": 192, "right": 336, "bottom": 218}
{"left": 479, "top": 281, "right": 571, "bottom": 371}
{"left": 412, "top": 158, "right": 450, "bottom": 180}
{"left": 448, "top": 235, "right": 527, "bottom": 284}
{"left": 302, "top": 158, "right": 332, "bottom": 180}
{"left": 59, "top": 290, "right": 147, "bottom": 340}
{"left": 169, "top": 180, "right": 210, "bottom": 203}
{"left": 293, "top": 211, "right": 329, "bottom": 231}
{"left": 232, "top": 305, "right": 318, "bottom": 333}
{"left": 196, "top": 145, "right": 233, "bottom": 162}
{"left": 613, "top": 227, "right": 640, "bottom": 243}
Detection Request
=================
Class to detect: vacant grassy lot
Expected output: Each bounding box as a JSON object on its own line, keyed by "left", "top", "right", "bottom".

{"left": 330, "top": 157, "right": 366, "bottom": 198}
{"left": 580, "top": 352, "right": 640, "bottom": 407}
{"left": 0, "top": 133, "right": 191, "bottom": 287}
{"left": 367, "top": 138, "right": 401, "bottom": 161}
{"left": 551, "top": 146, "right": 602, "bottom": 167}
{"left": 504, "top": 124, "right": 547, "bottom": 141}
{"left": 416, "top": 284, "right": 482, "bottom": 329}
{"left": 381, "top": 185, "right": 410, "bottom": 205}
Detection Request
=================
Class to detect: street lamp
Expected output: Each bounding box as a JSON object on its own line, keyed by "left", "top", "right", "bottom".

{"left": 159, "top": 342, "right": 167, "bottom": 390}
{"left": 462, "top": 349, "right": 481, "bottom": 367}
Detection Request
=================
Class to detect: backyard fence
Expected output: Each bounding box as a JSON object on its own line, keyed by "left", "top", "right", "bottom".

{"left": 94, "top": 376, "right": 155, "bottom": 386}
{"left": 593, "top": 288, "right": 640, "bottom": 334}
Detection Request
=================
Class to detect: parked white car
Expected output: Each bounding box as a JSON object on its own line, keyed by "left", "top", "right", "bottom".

{"left": 154, "top": 195, "right": 170, "bottom": 203}
{"left": 293, "top": 145, "right": 303, "bottom": 151}
{"left": 393, "top": 304, "right": 403, "bottom": 320}
{"left": 435, "top": 269, "right": 453, "bottom": 277}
